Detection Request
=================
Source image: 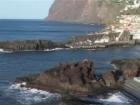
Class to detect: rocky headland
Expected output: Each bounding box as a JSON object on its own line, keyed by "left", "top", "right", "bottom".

{"left": 15, "top": 58, "right": 140, "bottom": 100}
{"left": 0, "top": 40, "right": 66, "bottom": 52}
{"left": 47, "top": 0, "right": 140, "bottom": 24}
{"left": 47, "top": 0, "right": 123, "bottom": 24}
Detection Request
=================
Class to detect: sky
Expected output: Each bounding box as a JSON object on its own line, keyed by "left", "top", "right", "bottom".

{"left": 0, "top": 0, "right": 54, "bottom": 19}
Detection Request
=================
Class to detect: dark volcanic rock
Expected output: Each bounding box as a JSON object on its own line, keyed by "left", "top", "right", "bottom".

{"left": 111, "top": 59, "right": 140, "bottom": 80}
{"left": 16, "top": 59, "right": 117, "bottom": 97}
{"left": 17, "top": 58, "right": 140, "bottom": 97}
{"left": 59, "top": 96, "right": 103, "bottom": 105}
{"left": 0, "top": 40, "right": 65, "bottom": 52}
{"left": 135, "top": 101, "right": 140, "bottom": 105}
{"left": 102, "top": 70, "right": 117, "bottom": 88}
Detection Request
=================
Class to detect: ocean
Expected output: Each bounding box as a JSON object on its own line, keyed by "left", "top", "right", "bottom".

{"left": 0, "top": 20, "right": 138, "bottom": 105}
{"left": 0, "top": 19, "right": 103, "bottom": 42}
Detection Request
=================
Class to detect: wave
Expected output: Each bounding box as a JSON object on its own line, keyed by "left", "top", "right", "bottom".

{"left": 0, "top": 48, "right": 12, "bottom": 53}
{"left": 4, "top": 83, "right": 133, "bottom": 105}
{"left": 99, "top": 92, "right": 133, "bottom": 105}
{"left": 4, "top": 83, "right": 60, "bottom": 105}
{"left": 0, "top": 48, "right": 68, "bottom": 53}
{"left": 18, "top": 48, "right": 69, "bottom": 52}
{"left": 44, "top": 48, "right": 65, "bottom": 52}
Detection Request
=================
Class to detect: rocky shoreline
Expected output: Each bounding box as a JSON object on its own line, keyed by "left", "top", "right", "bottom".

{"left": 15, "top": 58, "right": 140, "bottom": 104}
{"left": 0, "top": 39, "right": 137, "bottom": 53}
{"left": 0, "top": 40, "right": 66, "bottom": 52}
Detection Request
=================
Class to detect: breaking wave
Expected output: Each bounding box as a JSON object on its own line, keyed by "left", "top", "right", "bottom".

{"left": 3, "top": 83, "right": 134, "bottom": 105}
{"left": 44, "top": 48, "right": 65, "bottom": 52}
{"left": 0, "top": 48, "right": 12, "bottom": 53}
{"left": 99, "top": 92, "right": 133, "bottom": 105}
{"left": 4, "top": 83, "right": 61, "bottom": 105}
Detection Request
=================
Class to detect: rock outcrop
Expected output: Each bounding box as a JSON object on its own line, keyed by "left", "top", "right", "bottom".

{"left": 16, "top": 59, "right": 140, "bottom": 105}
{"left": 16, "top": 59, "right": 118, "bottom": 97}
{"left": 135, "top": 101, "right": 140, "bottom": 105}
{"left": 111, "top": 59, "right": 140, "bottom": 80}
{"left": 0, "top": 40, "right": 65, "bottom": 52}
{"left": 47, "top": 0, "right": 122, "bottom": 23}
{"left": 102, "top": 70, "right": 117, "bottom": 87}
{"left": 16, "top": 58, "right": 140, "bottom": 97}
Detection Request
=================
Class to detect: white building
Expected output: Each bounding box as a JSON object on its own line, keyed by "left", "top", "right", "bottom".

{"left": 111, "top": 15, "right": 140, "bottom": 40}
{"left": 124, "top": 0, "right": 140, "bottom": 11}
{"left": 94, "top": 36, "right": 109, "bottom": 44}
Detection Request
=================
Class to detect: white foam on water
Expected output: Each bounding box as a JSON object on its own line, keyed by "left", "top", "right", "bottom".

{"left": 5, "top": 83, "right": 61, "bottom": 105}
{"left": 44, "top": 48, "right": 64, "bottom": 52}
{"left": 99, "top": 92, "right": 133, "bottom": 105}
{"left": 87, "top": 49, "right": 96, "bottom": 51}
{"left": 4, "top": 83, "right": 134, "bottom": 105}
{"left": 0, "top": 48, "right": 4, "bottom": 52}
{"left": 0, "top": 48, "right": 12, "bottom": 53}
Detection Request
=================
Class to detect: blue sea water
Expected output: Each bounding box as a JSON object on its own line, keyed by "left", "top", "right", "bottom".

{"left": 0, "top": 20, "right": 138, "bottom": 105}
{"left": 0, "top": 19, "right": 103, "bottom": 42}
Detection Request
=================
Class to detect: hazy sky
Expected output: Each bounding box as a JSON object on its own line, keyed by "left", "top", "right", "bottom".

{"left": 0, "top": 0, "right": 54, "bottom": 19}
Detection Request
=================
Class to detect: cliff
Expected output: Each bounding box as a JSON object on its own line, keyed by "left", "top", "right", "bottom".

{"left": 47, "top": 0, "right": 140, "bottom": 24}
{"left": 47, "top": 0, "right": 123, "bottom": 24}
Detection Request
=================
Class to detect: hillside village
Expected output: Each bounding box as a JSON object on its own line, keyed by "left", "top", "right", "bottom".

{"left": 110, "top": 0, "right": 140, "bottom": 39}
{"left": 110, "top": 15, "right": 140, "bottom": 40}
{"left": 68, "top": 0, "right": 140, "bottom": 48}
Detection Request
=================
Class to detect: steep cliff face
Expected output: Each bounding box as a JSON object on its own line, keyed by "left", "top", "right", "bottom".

{"left": 47, "top": 0, "right": 123, "bottom": 23}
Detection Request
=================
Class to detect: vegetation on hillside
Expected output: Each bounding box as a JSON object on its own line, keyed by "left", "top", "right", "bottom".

{"left": 112, "top": 0, "right": 134, "bottom": 4}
